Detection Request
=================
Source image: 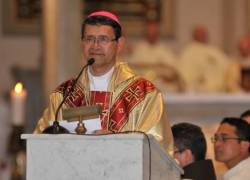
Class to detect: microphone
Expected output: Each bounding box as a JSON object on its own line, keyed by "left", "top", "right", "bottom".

{"left": 42, "top": 58, "right": 95, "bottom": 134}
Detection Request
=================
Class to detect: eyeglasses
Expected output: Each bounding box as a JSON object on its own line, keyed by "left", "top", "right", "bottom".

{"left": 83, "top": 35, "right": 117, "bottom": 45}
{"left": 211, "top": 135, "right": 246, "bottom": 143}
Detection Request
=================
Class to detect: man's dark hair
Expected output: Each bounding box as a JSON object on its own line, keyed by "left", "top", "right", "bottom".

{"left": 171, "top": 122, "right": 207, "bottom": 161}
{"left": 221, "top": 117, "right": 250, "bottom": 152}
{"left": 240, "top": 109, "right": 250, "bottom": 119}
{"left": 81, "top": 15, "right": 122, "bottom": 40}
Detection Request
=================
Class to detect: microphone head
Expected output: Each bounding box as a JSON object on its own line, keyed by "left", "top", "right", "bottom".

{"left": 87, "top": 58, "right": 95, "bottom": 65}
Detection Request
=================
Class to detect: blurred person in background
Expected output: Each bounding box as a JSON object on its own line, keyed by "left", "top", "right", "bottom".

{"left": 226, "top": 35, "right": 250, "bottom": 92}
{"left": 128, "top": 20, "right": 184, "bottom": 93}
{"left": 179, "top": 25, "right": 229, "bottom": 93}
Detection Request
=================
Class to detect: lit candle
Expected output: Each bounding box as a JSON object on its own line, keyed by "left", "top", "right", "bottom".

{"left": 11, "top": 82, "right": 27, "bottom": 126}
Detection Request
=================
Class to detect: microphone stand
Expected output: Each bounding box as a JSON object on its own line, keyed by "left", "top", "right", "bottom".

{"left": 42, "top": 58, "right": 95, "bottom": 134}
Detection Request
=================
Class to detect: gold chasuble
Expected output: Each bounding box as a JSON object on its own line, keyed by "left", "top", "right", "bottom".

{"left": 34, "top": 62, "right": 173, "bottom": 154}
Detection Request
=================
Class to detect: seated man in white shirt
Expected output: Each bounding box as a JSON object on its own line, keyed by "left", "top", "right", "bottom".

{"left": 212, "top": 117, "right": 250, "bottom": 180}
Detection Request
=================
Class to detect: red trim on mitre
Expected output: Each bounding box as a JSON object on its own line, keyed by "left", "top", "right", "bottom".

{"left": 87, "top": 11, "right": 120, "bottom": 25}
{"left": 109, "top": 78, "right": 155, "bottom": 132}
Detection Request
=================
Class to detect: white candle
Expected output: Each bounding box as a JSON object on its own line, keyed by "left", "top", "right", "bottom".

{"left": 11, "top": 82, "right": 27, "bottom": 126}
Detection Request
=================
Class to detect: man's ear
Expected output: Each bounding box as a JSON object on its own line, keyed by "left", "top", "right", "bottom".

{"left": 182, "top": 149, "right": 194, "bottom": 166}
{"left": 80, "top": 40, "right": 84, "bottom": 49}
{"left": 241, "top": 141, "right": 250, "bottom": 153}
{"left": 117, "top": 36, "right": 125, "bottom": 54}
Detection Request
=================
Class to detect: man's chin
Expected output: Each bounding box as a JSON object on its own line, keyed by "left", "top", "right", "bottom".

{"left": 215, "top": 153, "right": 225, "bottom": 162}
{"left": 91, "top": 60, "right": 106, "bottom": 68}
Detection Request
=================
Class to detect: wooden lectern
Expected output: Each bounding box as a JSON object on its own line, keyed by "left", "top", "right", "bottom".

{"left": 21, "top": 133, "right": 183, "bottom": 180}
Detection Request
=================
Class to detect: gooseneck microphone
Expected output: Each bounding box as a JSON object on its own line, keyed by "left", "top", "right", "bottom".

{"left": 42, "top": 58, "right": 95, "bottom": 134}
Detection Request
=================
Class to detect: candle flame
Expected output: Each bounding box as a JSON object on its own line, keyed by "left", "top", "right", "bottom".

{"left": 14, "top": 82, "right": 24, "bottom": 94}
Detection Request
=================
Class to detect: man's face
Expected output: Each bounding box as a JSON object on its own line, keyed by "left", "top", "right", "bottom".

{"left": 145, "top": 21, "right": 159, "bottom": 44}
{"left": 173, "top": 147, "right": 193, "bottom": 168}
{"left": 213, "top": 123, "right": 244, "bottom": 168}
{"left": 192, "top": 26, "right": 208, "bottom": 43}
{"left": 81, "top": 24, "right": 121, "bottom": 72}
{"left": 238, "top": 37, "right": 250, "bottom": 57}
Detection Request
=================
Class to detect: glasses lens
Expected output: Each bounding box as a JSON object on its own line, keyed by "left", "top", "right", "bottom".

{"left": 97, "top": 36, "right": 109, "bottom": 44}
{"left": 211, "top": 135, "right": 243, "bottom": 143}
{"left": 84, "top": 36, "right": 95, "bottom": 43}
{"left": 84, "top": 35, "right": 115, "bottom": 45}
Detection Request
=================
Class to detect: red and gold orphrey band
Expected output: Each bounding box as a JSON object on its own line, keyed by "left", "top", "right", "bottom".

{"left": 55, "top": 78, "right": 155, "bottom": 132}
{"left": 109, "top": 78, "right": 155, "bottom": 131}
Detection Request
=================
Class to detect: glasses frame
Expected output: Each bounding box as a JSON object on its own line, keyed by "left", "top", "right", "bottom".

{"left": 211, "top": 136, "right": 246, "bottom": 143}
{"left": 82, "top": 35, "right": 117, "bottom": 45}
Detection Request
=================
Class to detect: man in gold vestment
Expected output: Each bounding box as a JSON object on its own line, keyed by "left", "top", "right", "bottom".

{"left": 34, "top": 11, "right": 173, "bottom": 154}
{"left": 226, "top": 35, "right": 250, "bottom": 92}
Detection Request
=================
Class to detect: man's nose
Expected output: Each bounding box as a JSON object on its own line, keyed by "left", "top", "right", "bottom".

{"left": 91, "top": 39, "right": 100, "bottom": 48}
{"left": 92, "top": 38, "right": 100, "bottom": 46}
{"left": 214, "top": 140, "right": 223, "bottom": 148}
